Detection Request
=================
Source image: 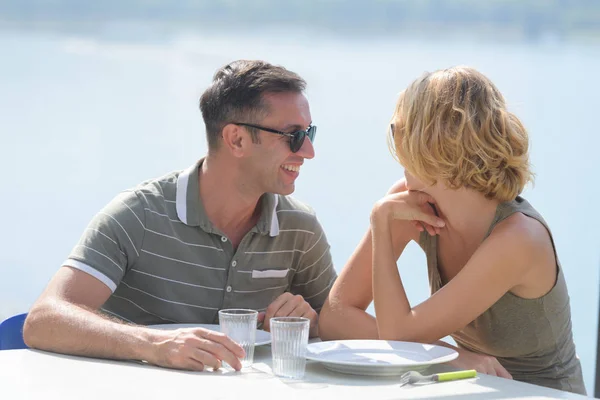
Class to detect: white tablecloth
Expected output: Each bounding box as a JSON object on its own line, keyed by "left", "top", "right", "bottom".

{"left": 0, "top": 345, "right": 589, "bottom": 399}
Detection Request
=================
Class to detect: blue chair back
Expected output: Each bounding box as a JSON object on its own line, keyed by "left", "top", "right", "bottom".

{"left": 0, "top": 313, "right": 28, "bottom": 350}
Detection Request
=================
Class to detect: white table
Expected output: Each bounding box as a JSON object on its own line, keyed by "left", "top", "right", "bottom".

{"left": 0, "top": 346, "right": 589, "bottom": 399}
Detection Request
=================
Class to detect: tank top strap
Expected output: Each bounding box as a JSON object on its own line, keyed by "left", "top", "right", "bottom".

{"left": 482, "top": 196, "right": 546, "bottom": 241}
{"left": 419, "top": 230, "right": 443, "bottom": 292}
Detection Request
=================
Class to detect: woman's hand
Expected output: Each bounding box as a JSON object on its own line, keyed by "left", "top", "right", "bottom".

{"left": 371, "top": 190, "right": 445, "bottom": 235}
{"left": 449, "top": 347, "right": 513, "bottom": 379}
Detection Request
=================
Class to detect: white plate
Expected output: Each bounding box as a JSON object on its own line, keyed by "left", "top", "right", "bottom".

{"left": 306, "top": 340, "right": 458, "bottom": 376}
{"left": 146, "top": 323, "right": 271, "bottom": 346}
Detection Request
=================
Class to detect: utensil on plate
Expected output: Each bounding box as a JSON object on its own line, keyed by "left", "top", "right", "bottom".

{"left": 399, "top": 369, "right": 477, "bottom": 386}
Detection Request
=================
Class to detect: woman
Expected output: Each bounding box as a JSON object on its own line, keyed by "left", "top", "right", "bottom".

{"left": 319, "top": 66, "right": 585, "bottom": 394}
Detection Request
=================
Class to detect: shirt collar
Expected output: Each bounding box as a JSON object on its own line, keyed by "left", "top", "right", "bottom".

{"left": 175, "top": 159, "right": 280, "bottom": 236}
{"left": 257, "top": 192, "right": 280, "bottom": 237}
{"left": 175, "top": 159, "right": 203, "bottom": 227}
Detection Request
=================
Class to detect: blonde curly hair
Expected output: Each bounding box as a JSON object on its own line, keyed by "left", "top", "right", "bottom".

{"left": 389, "top": 66, "right": 533, "bottom": 202}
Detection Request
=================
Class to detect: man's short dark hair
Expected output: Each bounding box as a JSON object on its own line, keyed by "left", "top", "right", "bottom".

{"left": 199, "top": 60, "right": 307, "bottom": 150}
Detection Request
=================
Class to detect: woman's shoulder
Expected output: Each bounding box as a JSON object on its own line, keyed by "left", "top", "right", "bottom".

{"left": 486, "top": 205, "right": 557, "bottom": 296}
{"left": 489, "top": 210, "right": 551, "bottom": 258}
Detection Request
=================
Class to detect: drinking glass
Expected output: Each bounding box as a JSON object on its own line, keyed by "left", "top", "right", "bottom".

{"left": 218, "top": 309, "right": 258, "bottom": 368}
{"left": 270, "top": 317, "right": 310, "bottom": 379}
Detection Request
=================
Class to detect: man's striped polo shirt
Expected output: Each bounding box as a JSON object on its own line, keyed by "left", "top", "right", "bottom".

{"left": 63, "top": 159, "right": 337, "bottom": 325}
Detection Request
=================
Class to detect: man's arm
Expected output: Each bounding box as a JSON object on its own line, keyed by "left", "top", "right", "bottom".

{"left": 24, "top": 267, "right": 245, "bottom": 370}
{"left": 25, "top": 189, "right": 245, "bottom": 370}
{"left": 24, "top": 190, "right": 151, "bottom": 358}
{"left": 25, "top": 267, "right": 154, "bottom": 360}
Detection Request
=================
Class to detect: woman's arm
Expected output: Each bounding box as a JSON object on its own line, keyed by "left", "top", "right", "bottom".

{"left": 319, "top": 180, "right": 423, "bottom": 341}
{"left": 371, "top": 194, "right": 542, "bottom": 343}
{"left": 435, "top": 340, "right": 512, "bottom": 378}
{"left": 319, "top": 229, "right": 387, "bottom": 340}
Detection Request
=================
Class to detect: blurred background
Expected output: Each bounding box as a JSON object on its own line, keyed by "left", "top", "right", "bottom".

{"left": 0, "top": 0, "right": 598, "bottom": 394}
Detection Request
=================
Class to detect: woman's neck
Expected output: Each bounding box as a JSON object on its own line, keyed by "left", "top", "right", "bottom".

{"left": 433, "top": 187, "right": 501, "bottom": 247}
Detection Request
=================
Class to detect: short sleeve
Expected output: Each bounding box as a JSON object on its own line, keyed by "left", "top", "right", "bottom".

{"left": 63, "top": 190, "right": 145, "bottom": 291}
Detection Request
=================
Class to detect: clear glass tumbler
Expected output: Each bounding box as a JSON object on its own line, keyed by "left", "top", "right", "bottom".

{"left": 218, "top": 309, "right": 258, "bottom": 368}
{"left": 270, "top": 317, "right": 310, "bottom": 379}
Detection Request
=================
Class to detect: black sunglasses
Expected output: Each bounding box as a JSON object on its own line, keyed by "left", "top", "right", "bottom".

{"left": 233, "top": 122, "right": 316, "bottom": 153}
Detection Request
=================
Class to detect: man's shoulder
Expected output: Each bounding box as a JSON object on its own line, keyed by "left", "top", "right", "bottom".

{"left": 134, "top": 169, "right": 181, "bottom": 192}
{"left": 124, "top": 169, "right": 183, "bottom": 208}
{"left": 95, "top": 169, "right": 182, "bottom": 222}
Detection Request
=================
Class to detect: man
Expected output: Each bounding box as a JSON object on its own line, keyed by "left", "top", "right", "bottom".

{"left": 23, "top": 60, "right": 336, "bottom": 372}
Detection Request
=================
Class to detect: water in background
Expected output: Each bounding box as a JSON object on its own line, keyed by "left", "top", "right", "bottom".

{"left": 0, "top": 29, "right": 598, "bottom": 393}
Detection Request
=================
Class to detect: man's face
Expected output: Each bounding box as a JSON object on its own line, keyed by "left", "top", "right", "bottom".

{"left": 247, "top": 92, "right": 314, "bottom": 196}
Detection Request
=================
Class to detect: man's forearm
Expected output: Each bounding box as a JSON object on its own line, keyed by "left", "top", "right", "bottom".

{"left": 24, "top": 299, "right": 155, "bottom": 361}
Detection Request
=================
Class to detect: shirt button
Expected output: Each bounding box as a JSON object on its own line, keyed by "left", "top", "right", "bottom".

{"left": 221, "top": 236, "right": 227, "bottom": 242}
{"left": 226, "top": 286, "right": 232, "bottom": 292}
{"left": 231, "top": 260, "right": 237, "bottom": 267}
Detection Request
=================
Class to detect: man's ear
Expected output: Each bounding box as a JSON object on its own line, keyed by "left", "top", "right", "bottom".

{"left": 221, "top": 124, "right": 251, "bottom": 157}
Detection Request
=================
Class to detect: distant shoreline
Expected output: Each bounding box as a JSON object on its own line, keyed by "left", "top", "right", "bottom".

{"left": 1, "top": 0, "right": 599, "bottom": 44}
{"left": 1, "top": 18, "right": 599, "bottom": 45}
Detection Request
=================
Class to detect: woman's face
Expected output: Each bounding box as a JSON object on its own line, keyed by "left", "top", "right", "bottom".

{"left": 404, "top": 169, "right": 427, "bottom": 192}
{"left": 404, "top": 169, "right": 448, "bottom": 201}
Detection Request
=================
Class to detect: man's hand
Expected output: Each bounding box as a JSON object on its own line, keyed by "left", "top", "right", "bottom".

{"left": 449, "top": 347, "right": 513, "bottom": 379}
{"left": 147, "top": 327, "right": 246, "bottom": 371}
{"left": 259, "top": 293, "right": 319, "bottom": 337}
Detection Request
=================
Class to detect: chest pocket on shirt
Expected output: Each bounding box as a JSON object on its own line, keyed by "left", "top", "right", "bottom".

{"left": 252, "top": 269, "right": 289, "bottom": 279}
{"left": 246, "top": 267, "right": 292, "bottom": 294}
